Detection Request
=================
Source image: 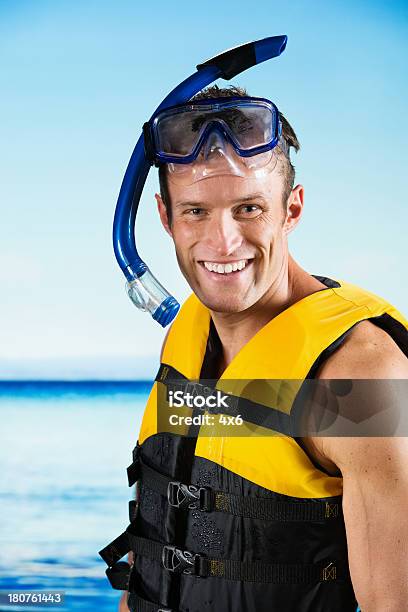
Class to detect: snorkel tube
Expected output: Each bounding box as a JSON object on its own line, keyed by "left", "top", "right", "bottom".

{"left": 113, "top": 35, "right": 287, "bottom": 327}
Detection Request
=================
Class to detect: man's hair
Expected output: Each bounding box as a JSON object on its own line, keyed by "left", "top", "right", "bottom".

{"left": 158, "top": 85, "right": 300, "bottom": 225}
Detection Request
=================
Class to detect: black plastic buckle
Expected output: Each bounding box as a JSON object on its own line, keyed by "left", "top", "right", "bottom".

{"left": 162, "top": 545, "right": 199, "bottom": 575}
{"left": 167, "top": 481, "right": 212, "bottom": 511}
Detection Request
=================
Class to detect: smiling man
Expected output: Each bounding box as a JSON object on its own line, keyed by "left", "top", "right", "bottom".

{"left": 110, "top": 86, "right": 408, "bottom": 612}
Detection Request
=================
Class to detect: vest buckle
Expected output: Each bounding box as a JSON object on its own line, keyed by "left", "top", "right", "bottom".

{"left": 167, "top": 481, "right": 212, "bottom": 511}
{"left": 162, "top": 545, "right": 199, "bottom": 575}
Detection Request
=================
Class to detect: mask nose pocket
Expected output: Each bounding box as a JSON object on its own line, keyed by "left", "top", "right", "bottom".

{"left": 201, "top": 127, "right": 229, "bottom": 160}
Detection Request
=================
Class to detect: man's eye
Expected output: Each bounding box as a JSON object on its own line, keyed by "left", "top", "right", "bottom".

{"left": 237, "top": 205, "right": 261, "bottom": 216}
{"left": 187, "top": 208, "right": 204, "bottom": 216}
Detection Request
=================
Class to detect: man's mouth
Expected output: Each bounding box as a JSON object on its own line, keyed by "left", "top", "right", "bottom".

{"left": 198, "top": 258, "right": 253, "bottom": 275}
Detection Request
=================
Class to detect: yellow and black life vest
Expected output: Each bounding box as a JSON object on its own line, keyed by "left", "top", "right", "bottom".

{"left": 100, "top": 276, "right": 408, "bottom": 612}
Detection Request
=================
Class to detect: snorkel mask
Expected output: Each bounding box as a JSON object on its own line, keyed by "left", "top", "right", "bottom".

{"left": 145, "top": 96, "right": 289, "bottom": 185}
{"left": 113, "top": 36, "right": 288, "bottom": 327}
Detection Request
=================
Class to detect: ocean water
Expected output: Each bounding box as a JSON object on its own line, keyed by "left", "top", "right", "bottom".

{"left": 0, "top": 381, "right": 151, "bottom": 612}
{"left": 0, "top": 382, "right": 361, "bottom": 612}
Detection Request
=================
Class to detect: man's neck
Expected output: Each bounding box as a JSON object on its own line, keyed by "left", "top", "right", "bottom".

{"left": 209, "top": 255, "right": 327, "bottom": 374}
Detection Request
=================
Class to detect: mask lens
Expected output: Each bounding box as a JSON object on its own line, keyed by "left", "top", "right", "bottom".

{"left": 154, "top": 100, "right": 277, "bottom": 159}
{"left": 226, "top": 105, "right": 275, "bottom": 150}
{"left": 155, "top": 111, "right": 201, "bottom": 157}
{"left": 156, "top": 108, "right": 233, "bottom": 157}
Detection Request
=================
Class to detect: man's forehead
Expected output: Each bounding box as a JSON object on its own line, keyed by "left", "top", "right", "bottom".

{"left": 170, "top": 170, "right": 284, "bottom": 208}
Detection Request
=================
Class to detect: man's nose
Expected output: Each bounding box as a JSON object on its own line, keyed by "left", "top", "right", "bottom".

{"left": 203, "top": 211, "right": 243, "bottom": 256}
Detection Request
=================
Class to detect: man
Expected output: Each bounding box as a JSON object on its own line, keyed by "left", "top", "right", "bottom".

{"left": 114, "top": 86, "right": 408, "bottom": 612}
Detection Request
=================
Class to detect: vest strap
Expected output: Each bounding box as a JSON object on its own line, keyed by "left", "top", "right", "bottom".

{"left": 129, "top": 448, "right": 339, "bottom": 521}
{"left": 127, "top": 441, "right": 141, "bottom": 486}
{"left": 100, "top": 532, "right": 346, "bottom": 584}
{"left": 99, "top": 531, "right": 130, "bottom": 566}
{"left": 196, "top": 556, "right": 341, "bottom": 584}
{"left": 105, "top": 560, "right": 131, "bottom": 590}
{"left": 155, "top": 363, "right": 188, "bottom": 383}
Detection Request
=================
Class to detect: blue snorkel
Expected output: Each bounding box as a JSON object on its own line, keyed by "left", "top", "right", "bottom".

{"left": 113, "top": 35, "right": 287, "bottom": 327}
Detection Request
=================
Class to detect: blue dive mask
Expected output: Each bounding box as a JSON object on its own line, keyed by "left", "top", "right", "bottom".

{"left": 144, "top": 96, "right": 289, "bottom": 185}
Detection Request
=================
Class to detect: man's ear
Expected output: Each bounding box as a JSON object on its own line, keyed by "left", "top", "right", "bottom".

{"left": 155, "top": 193, "right": 172, "bottom": 237}
{"left": 283, "top": 184, "right": 304, "bottom": 235}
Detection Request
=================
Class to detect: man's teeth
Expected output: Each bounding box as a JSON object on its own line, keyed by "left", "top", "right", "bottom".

{"left": 203, "top": 259, "right": 248, "bottom": 274}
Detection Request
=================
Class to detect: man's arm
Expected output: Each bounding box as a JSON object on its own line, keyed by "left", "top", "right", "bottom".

{"left": 314, "top": 321, "right": 408, "bottom": 611}
{"left": 325, "top": 436, "right": 408, "bottom": 611}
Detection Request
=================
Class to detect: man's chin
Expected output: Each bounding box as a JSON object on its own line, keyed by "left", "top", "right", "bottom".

{"left": 196, "top": 292, "right": 248, "bottom": 314}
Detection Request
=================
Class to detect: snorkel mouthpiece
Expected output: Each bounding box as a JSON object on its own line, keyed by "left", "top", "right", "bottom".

{"left": 126, "top": 269, "right": 180, "bottom": 326}
{"left": 113, "top": 35, "right": 287, "bottom": 326}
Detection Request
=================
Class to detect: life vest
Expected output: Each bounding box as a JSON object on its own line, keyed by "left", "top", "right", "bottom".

{"left": 100, "top": 276, "right": 408, "bottom": 612}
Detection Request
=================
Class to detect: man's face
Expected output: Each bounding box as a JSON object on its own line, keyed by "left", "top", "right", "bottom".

{"left": 158, "top": 162, "right": 301, "bottom": 314}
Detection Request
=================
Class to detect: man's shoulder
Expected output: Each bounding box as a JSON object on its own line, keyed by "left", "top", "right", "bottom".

{"left": 316, "top": 320, "right": 408, "bottom": 379}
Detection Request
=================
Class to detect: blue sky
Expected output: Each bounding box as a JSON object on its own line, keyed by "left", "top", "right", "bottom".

{"left": 1, "top": 0, "right": 407, "bottom": 378}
